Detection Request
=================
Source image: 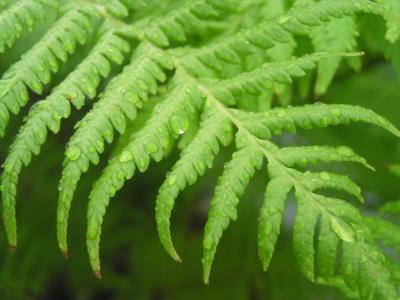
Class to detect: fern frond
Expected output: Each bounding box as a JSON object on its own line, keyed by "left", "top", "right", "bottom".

{"left": 59, "top": 49, "right": 328, "bottom": 259}
{"left": 200, "top": 103, "right": 399, "bottom": 289}
{"left": 292, "top": 0, "right": 360, "bottom": 94}
{"left": 311, "top": 17, "right": 359, "bottom": 94}
{"left": 316, "top": 208, "right": 340, "bottom": 280}
{"left": 153, "top": 52, "right": 330, "bottom": 262}
{"left": 156, "top": 104, "right": 233, "bottom": 262}
{"left": 0, "top": 0, "right": 56, "bottom": 53}
{"left": 260, "top": 0, "right": 295, "bottom": 103}
{"left": 231, "top": 103, "right": 400, "bottom": 138}
{"left": 202, "top": 132, "right": 264, "bottom": 283}
{"left": 258, "top": 169, "right": 292, "bottom": 271}
{"left": 85, "top": 79, "right": 203, "bottom": 277}
{"left": 0, "top": 6, "right": 97, "bottom": 137}
{"left": 0, "top": 25, "right": 130, "bottom": 249}
{"left": 181, "top": 0, "right": 392, "bottom": 77}
{"left": 128, "top": 0, "right": 236, "bottom": 47}
{"left": 211, "top": 52, "right": 362, "bottom": 103}
{"left": 301, "top": 171, "right": 363, "bottom": 202}
{"left": 261, "top": 155, "right": 397, "bottom": 299}
{"left": 56, "top": 43, "right": 172, "bottom": 255}
{"left": 0, "top": 0, "right": 397, "bottom": 296}
{"left": 77, "top": 40, "right": 399, "bottom": 295}
{"left": 274, "top": 145, "right": 373, "bottom": 170}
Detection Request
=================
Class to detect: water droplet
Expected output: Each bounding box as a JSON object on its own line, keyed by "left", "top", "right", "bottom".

{"left": 119, "top": 151, "right": 133, "bottom": 163}
{"left": 66, "top": 146, "right": 81, "bottom": 161}
{"left": 170, "top": 115, "right": 189, "bottom": 135}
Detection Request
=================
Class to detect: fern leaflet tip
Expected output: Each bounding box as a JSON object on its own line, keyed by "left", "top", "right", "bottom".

{"left": 95, "top": 270, "right": 102, "bottom": 280}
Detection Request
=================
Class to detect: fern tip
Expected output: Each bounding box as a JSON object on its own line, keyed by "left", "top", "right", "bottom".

{"left": 171, "top": 250, "right": 182, "bottom": 263}
{"left": 163, "top": 240, "right": 182, "bottom": 263}
{"left": 94, "top": 270, "right": 102, "bottom": 280}
{"left": 62, "top": 250, "right": 69, "bottom": 260}
{"left": 203, "top": 266, "right": 211, "bottom": 285}
{"left": 9, "top": 245, "right": 16, "bottom": 253}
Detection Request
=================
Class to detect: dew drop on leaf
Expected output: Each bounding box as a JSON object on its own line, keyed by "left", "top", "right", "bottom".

{"left": 170, "top": 115, "right": 189, "bottom": 135}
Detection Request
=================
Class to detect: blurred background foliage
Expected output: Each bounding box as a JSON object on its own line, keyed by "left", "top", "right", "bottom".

{"left": 0, "top": 8, "right": 399, "bottom": 300}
